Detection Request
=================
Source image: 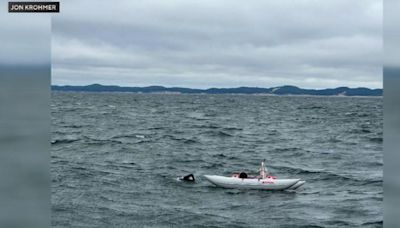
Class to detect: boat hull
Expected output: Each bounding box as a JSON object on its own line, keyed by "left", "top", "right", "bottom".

{"left": 204, "top": 175, "right": 301, "bottom": 190}
{"left": 287, "top": 180, "right": 306, "bottom": 190}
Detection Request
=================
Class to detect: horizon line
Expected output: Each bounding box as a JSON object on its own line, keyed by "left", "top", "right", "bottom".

{"left": 51, "top": 83, "right": 383, "bottom": 90}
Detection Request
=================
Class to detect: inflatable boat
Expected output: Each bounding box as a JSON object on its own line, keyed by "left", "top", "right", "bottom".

{"left": 204, "top": 160, "right": 305, "bottom": 190}
{"left": 203, "top": 175, "right": 303, "bottom": 190}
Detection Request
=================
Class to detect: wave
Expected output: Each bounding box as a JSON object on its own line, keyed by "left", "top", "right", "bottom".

{"left": 59, "top": 123, "right": 93, "bottom": 129}
{"left": 134, "top": 140, "right": 151, "bottom": 144}
{"left": 372, "top": 161, "right": 383, "bottom": 166}
{"left": 272, "top": 147, "right": 306, "bottom": 154}
{"left": 326, "top": 137, "right": 342, "bottom": 143}
{"left": 213, "top": 153, "right": 227, "bottom": 158}
{"left": 192, "top": 124, "right": 220, "bottom": 129}
{"left": 120, "top": 161, "right": 136, "bottom": 165}
{"left": 297, "top": 105, "right": 325, "bottom": 110}
{"left": 192, "top": 124, "right": 242, "bottom": 132}
{"left": 202, "top": 130, "right": 233, "bottom": 137}
{"left": 146, "top": 126, "right": 165, "bottom": 130}
{"left": 270, "top": 165, "right": 382, "bottom": 185}
{"left": 187, "top": 112, "right": 209, "bottom": 120}
{"left": 223, "top": 126, "right": 243, "bottom": 131}
{"left": 161, "top": 135, "right": 199, "bottom": 144}
{"left": 110, "top": 133, "right": 151, "bottom": 141}
{"left": 325, "top": 220, "right": 352, "bottom": 227}
{"left": 82, "top": 136, "right": 123, "bottom": 145}
{"left": 361, "top": 220, "right": 383, "bottom": 226}
{"left": 200, "top": 163, "right": 226, "bottom": 169}
{"left": 51, "top": 138, "right": 80, "bottom": 145}
{"left": 369, "top": 137, "right": 382, "bottom": 143}
{"left": 216, "top": 131, "right": 233, "bottom": 137}
{"left": 358, "top": 179, "right": 383, "bottom": 186}
{"left": 105, "top": 134, "right": 156, "bottom": 145}
{"left": 296, "top": 225, "right": 324, "bottom": 228}
{"left": 266, "top": 130, "right": 280, "bottom": 136}
{"left": 344, "top": 112, "right": 370, "bottom": 118}
{"left": 204, "top": 112, "right": 218, "bottom": 117}
{"left": 349, "top": 128, "right": 372, "bottom": 134}
{"left": 211, "top": 153, "right": 239, "bottom": 161}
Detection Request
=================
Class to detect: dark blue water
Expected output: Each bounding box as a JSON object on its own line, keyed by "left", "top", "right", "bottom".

{"left": 51, "top": 92, "right": 382, "bottom": 227}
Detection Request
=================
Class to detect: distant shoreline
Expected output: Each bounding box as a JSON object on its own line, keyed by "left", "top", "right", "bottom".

{"left": 51, "top": 84, "right": 382, "bottom": 97}
{"left": 52, "top": 91, "right": 382, "bottom": 99}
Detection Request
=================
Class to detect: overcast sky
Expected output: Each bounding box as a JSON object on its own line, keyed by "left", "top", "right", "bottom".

{"left": 384, "top": 0, "right": 400, "bottom": 68}
{"left": 52, "top": 0, "right": 382, "bottom": 89}
{"left": 0, "top": 3, "right": 49, "bottom": 67}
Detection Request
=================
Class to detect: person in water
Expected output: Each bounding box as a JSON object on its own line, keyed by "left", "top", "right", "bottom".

{"left": 181, "top": 173, "right": 195, "bottom": 181}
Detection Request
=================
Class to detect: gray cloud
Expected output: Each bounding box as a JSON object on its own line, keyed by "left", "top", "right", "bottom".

{"left": 52, "top": 0, "right": 382, "bottom": 88}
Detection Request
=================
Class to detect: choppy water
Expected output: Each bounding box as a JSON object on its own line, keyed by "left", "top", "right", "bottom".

{"left": 51, "top": 92, "right": 382, "bottom": 227}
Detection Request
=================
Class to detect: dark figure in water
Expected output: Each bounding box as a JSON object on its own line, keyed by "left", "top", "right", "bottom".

{"left": 239, "top": 172, "right": 248, "bottom": 178}
{"left": 181, "top": 174, "right": 195, "bottom": 182}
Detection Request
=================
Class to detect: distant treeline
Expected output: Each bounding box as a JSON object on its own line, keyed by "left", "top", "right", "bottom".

{"left": 52, "top": 84, "right": 382, "bottom": 96}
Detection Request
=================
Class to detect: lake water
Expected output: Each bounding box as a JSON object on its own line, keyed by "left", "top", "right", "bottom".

{"left": 51, "top": 93, "right": 382, "bottom": 227}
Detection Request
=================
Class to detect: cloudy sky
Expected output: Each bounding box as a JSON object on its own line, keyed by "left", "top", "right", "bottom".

{"left": 0, "top": 4, "right": 49, "bottom": 67}
{"left": 384, "top": 0, "right": 400, "bottom": 68}
{"left": 52, "top": 0, "right": 382, "bottom": 89}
